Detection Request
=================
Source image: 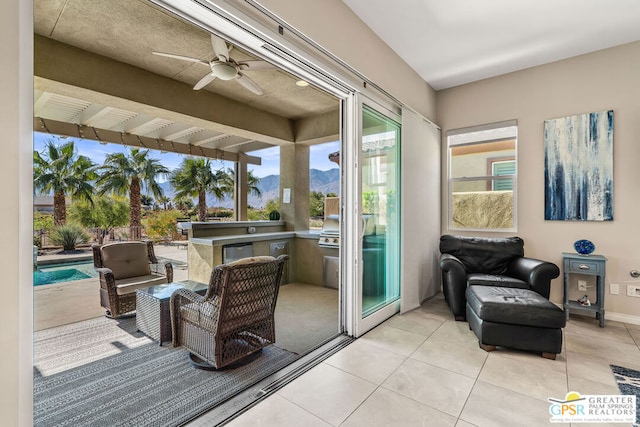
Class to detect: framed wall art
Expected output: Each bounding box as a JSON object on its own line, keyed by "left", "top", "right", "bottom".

{"left": 544, "top": 110, "right": 613, "bottom": 221}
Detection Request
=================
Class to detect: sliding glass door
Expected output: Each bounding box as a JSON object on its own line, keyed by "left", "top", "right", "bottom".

{"left": 353, "top": 98, "right": 401, "bottom": 335}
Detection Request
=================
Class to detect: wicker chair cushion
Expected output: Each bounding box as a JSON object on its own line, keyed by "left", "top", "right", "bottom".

{"left": 227, "top": 255, "right": 276, "bottom": 266}
{"left": 100, "top": 242, "right": 152, "bottom": 280}
{"left": 114, "top": 274, "right": 168, "bottom": 295}
{"left": 180, "top": 300, "right": 219, "bottom": 330}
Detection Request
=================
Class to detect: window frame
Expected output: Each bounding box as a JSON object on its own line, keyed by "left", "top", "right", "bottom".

{"left": 447, "top": 121, "right": 518, "bottom": 232}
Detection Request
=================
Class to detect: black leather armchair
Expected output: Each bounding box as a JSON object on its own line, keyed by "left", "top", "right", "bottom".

{"left": 439, "top": 235, "right": 560, "bottom": 320}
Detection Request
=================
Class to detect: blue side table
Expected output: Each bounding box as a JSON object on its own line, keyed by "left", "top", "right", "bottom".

{"left": 562, "top": 252, "right": 607, "bottom": 327}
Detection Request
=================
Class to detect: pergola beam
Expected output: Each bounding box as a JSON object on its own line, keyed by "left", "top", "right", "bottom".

{"left": 34, "top": 117, "right": 262, "bottom": 166}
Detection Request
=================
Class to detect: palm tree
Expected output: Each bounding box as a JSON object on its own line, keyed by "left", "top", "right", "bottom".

{"left": 155, "top": 195, "right": 172, "bottom": 210}
{"left": 225, "top": 167, "right": 262, "bottom": 197}
{"left": 173, "top": 195, "right": 194, "bottom": 213}
{"left": 170, "top": 158, "right": 230, "bottom": 221}
{"left": 97, "top": 148, "right": 169, "bottom": 240}
{"left": 140, "top": 194, "right": 154, "bottom": 208}
{"left": 33, "top": 139, "right": 96, "bottom": 225}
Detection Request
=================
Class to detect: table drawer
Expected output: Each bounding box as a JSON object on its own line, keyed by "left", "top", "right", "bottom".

{"left": 568, "top": 259, "right": 602, "bottom": 274}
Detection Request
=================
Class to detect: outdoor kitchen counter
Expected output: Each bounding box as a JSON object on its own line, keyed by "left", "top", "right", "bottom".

{"left": 188, "top": 231, "right": 336, "bottom": 286}
{"left": 190, "top": 232, "right": 296, "bottom": 247}
{"left": 181, "top": 221, "right": 287, "bottom": 238}
{"left": 188, "top": 231, "right": 295, "bottom": 284}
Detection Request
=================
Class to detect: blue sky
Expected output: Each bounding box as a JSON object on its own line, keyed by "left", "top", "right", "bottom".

{"left": 33, "top": 132, "right": 339, "bottom": 180}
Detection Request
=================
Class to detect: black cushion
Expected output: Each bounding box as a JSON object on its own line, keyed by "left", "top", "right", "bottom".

{"left": 466, "top": 286, "right": 565, "bottom": 329}
{"left": 439, "top": 235, "right": 524, "bottom": 275}
{"left": 467, "top": 273, "right": 529, "bottom": 289}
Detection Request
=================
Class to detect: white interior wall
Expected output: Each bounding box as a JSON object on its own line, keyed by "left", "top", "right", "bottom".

{"left": 255, "top": 0, "right": 437, "bottom": 121}
{"left": 437, "top": 41, "right": 640, "bottom": 322}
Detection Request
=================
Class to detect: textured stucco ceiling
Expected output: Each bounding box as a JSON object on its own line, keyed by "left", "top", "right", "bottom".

{"left": 33, "top": 0, "right": 340, "bottom": 154}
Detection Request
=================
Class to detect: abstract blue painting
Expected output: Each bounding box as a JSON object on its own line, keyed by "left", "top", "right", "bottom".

{"left": 544, "top": 110, "right": 614, "bottom": 221}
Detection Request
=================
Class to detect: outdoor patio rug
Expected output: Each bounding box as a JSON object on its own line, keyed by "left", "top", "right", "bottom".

{"left": 610, "top": 364, "right": 640, "bottom": 427}
{"left": 33, "top": 316, "right": 298, "bottom": 427}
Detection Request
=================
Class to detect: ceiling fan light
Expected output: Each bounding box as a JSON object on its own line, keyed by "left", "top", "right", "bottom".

{"left": 212, "top": 63, "right": 237, "bottom": 80}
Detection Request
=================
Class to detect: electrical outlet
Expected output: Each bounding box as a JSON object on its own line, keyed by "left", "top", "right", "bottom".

{"left": 627, "top": 284, "right": 640, "bottom": 297}
{"left": 577, "top": 280, "right": 587, "bottom": 291}
{"left": 610, "top": 283, "right": 620, "bottom": 295}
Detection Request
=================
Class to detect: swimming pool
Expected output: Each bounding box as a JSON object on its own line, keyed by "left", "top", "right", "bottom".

{"left": 33, "top": 257, "right": 185, "bottom": 286}
{"left": 34, "top": 260, "right": 98, "bottom": 286}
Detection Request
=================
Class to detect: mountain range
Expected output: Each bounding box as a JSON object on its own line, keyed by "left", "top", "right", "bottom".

{"left": 159, "top": 168, "right": 339, "bottom": 209}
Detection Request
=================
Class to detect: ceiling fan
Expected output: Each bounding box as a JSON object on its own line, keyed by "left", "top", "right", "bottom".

{"left": 153, "top": 34, "right": 275, "bottom": 95}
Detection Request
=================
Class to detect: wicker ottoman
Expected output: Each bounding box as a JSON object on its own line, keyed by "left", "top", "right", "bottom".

{"left": 465, "top": 285, "right": 566, "bottom": 359}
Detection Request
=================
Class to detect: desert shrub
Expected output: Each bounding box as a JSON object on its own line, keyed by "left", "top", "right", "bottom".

{"left": 49, "top": 224, "right": 90, "bottom": 251}
{"left": 142, "top": 209, "right": 183, "bottom": 242}
{"left": 207, "top": 207, "right": 233, "bottom": 218}
{"left": 33, "top": 233, "right": 42, "bottom": 248}
{"left": 247, "top": 207, "right": 268, "bottom": 221}
{"left": 34, "top": 212, "right": 54, "bottom": 231}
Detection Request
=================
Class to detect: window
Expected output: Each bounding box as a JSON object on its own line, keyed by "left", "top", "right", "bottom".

{"left": 491, "top": 159, "right": 516, "bottom": 191}
{"left": 447, "top": 121, "right": 517, "bottom": 231}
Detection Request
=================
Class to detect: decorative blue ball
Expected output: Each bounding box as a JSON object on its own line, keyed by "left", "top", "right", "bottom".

{"left": 574, "top": 239, "right": 595, "bottom": 255}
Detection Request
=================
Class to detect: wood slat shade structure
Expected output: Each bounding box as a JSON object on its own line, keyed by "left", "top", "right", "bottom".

{"left": 34, "top": 117, "right": 261, "bottom": 165}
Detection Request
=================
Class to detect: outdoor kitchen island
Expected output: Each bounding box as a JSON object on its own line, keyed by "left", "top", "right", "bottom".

{"left": 182, "top": 221, "right": 339, "bottom": 288}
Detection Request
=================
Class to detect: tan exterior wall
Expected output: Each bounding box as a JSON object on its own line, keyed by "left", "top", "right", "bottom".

{"left": 438, "top": 41, "right": 640, "bottom": 319}
{"left": 293, "top": 238, "right": 340, "bottom": 286}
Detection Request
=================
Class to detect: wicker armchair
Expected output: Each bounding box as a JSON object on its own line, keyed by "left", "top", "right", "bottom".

{"left": 170, "top": 255, "right": 288, "bottom": 370}
{"left": 92, "top": 240, "right": 173, "bottom": 318}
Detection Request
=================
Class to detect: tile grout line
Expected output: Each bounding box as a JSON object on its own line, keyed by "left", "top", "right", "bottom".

{"left": 336, "top": 315, "right": 458, "bottom": 425}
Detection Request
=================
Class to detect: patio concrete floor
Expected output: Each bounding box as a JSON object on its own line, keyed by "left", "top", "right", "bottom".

{"left": 34, "top": 243, "right": 189, "bottom": 331}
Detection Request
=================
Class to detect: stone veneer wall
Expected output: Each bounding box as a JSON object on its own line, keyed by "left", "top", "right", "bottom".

{"left": 452, "top": 191, "right": 513, "bottom": 229}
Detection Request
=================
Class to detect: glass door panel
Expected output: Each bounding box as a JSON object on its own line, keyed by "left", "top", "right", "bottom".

{"left": 361, "top": 105, "right": 401, "bottom": 319}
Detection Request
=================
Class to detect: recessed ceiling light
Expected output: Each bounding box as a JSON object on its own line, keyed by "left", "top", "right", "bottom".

{"left": 295, "top": 80, "right": 309, "bottom": 87}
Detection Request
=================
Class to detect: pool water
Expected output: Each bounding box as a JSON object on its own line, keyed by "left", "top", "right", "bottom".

{"left": 34, "top": 260, "right": 98, "bottom": 286}
{"left": 33, "top": 257, "right": 183, "bottom": 286}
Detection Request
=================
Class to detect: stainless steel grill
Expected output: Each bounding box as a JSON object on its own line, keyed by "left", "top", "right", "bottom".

{"left": 318, "top": 214, "right": 340, "bottom": 248}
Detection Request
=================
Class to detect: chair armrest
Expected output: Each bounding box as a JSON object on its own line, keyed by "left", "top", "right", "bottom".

{"left": 170, "top": 288, "right": 218, "bottom": 347}
{"left": 95, "top": 267, "right": 113, "bottom": 276}
{"left": 171, "top": 288, "right": 205, "bottom": 306}
{"left": 95, "top": 267, "right": 115, "bottom": 285}
{"left": 440, "top": 253, "right": 466, "bottom": 274}
{"left": 439, "top": 254, "right": 468, "bottom": 319}
{"left": 507, "top": 257, "right": 560, "bottom": 299}
{"left": 149, "top": 261, "right": 174, "bottom": 283}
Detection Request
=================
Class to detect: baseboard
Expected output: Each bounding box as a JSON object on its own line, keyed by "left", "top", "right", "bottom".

{"left": 551, "top": 300, "right": 640, "bottom": 326}
{"left": 605, "top": 311, "right": 640, "bottom": 326}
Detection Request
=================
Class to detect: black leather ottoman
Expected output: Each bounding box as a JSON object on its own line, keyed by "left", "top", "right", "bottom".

{"left": 466, "top": 285, "right": 566, "bottom": 359}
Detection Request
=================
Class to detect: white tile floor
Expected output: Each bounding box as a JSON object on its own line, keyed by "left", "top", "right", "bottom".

{"left": 199, "top": 294, "right": 640, "bottom": 427}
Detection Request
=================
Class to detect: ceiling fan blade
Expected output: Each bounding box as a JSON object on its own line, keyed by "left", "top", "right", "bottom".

{"left": 193, "top": 73, "right": 216, "bottom": 90}
{"left": 238, "top": 60, "right": 276, "bottom": 71}
{"left": 152, "top": 51, "right": 208, "bottom": 65}
{"left": 210, "top": 34, "right": 230, "bottom": 62}
{"left": 235, "top": 73, "right": 263, "bottom": 95}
